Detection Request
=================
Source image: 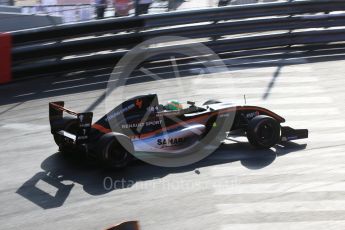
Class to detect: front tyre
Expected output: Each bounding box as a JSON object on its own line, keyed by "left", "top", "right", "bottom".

{"left": 97, "top": 133, "right": 133, "bottom": 170}
{"left": 246, "top": 115, "right": 281, "bottom": 149}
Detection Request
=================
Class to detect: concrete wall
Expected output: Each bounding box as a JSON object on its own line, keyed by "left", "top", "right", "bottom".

{"left": 0, "top": 12, "right": 62, "bottom": 32}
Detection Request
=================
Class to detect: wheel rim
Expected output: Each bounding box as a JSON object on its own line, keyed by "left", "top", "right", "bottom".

{"left": 106, "top": 141, "right": 128, "bottom": 166}
{"left": 257, "top": 123, "right": 275, "bottom": 144}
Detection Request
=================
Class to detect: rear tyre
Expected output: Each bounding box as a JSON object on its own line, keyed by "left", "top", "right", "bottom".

{"left": 246, "top": 115, "right": 280, "bottom": 149}
{"left": 97, "top": 133, "right": 133, "bottom": 170}
{"left": 53, "top": 117, "right": 79, "bottom": 153}
{"left": 203, "top": 99, "right": 222, "bottom": 105}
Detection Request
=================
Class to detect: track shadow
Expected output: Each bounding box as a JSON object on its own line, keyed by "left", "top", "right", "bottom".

{"left": 16, "top": 172, "right": 74, "bottom": 209}
{"left": 262, "top": 64, "right": 282, "bottom": 100}
{"left": 16, "top": 141, "right": 306, "bottom": 209}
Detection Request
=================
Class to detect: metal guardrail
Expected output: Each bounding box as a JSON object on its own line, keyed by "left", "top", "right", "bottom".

{"left": 12, "top": 14, "right": 345, "bottom": 62}
{"left": 8, "top": 0, "right": 345, "bottom": 80}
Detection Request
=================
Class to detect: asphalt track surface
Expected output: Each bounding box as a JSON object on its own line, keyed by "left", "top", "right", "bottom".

{"left": 1, "top": 54, "right": 345, "bottom": 230}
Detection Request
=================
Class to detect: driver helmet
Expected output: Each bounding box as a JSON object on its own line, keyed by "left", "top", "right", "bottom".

{"left": 165, "top": 100, "right": 183, "bottom": 111}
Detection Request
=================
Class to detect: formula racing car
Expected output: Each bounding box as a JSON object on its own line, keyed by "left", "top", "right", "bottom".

{"left": 49, "top": 94, "right": 308, "bottom": 169}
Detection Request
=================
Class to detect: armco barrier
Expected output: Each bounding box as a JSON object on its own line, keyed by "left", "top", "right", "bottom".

{"left": 6, "top": 0, "right": 345, "bottom": 82}
{"left": 0, "top": 33, "right": 12, "bottom": 84}
{"left": 11, "top": 0, "right": 345, "bottom": 46}
{"left": 11, "top": 13, "right": 345, "bottom": 63}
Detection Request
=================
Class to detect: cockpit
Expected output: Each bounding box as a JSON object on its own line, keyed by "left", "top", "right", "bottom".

{"left": 157, "top": 100, "right": 208, "bottom": 116}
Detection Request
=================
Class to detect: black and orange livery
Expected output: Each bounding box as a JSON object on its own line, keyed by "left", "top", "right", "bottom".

{"left": 49, "top": 94, "right": 308, "bottom": 169}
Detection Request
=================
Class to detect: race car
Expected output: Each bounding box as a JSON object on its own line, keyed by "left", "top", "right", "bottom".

{"left": 49, "top": 94, "right": 308, "bottom": 169}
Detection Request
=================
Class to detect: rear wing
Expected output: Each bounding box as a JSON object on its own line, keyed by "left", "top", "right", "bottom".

{"left": 49, "top": 101, "right": 93, "bottom": 145}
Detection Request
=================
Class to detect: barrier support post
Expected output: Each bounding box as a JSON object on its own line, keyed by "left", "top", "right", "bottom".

{"left": 0, "top": 33, "right": 12, "bottom": 84}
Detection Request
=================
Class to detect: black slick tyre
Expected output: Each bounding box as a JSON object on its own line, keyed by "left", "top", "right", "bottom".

{"left": 246, "top": 115, "right": 281, "bottom": 149}
{"left": 97, "top": 133, "right": 133, "bottom": 170}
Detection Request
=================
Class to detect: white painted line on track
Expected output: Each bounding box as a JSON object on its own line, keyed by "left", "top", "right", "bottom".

{"left": 210, "top": 164, "right": 345, "bottom": 177}
{"left": 271, "top": 108, "right": 340, "bottom": 116}
{"left": 307, "top": 133, "right": 345, "bottom": 143}
{"left": 13, "top": 92, "right": 35, "bottom": 98}
{"left": 211, "top": 143, "right": 345, "bottom": 162}
{"left": 233, "top": 77, "right": 318, "bottom": 83}
{"left": 286, "top": 120, "right": 345, "bottom": 129}
{"left": 220, "top": 221, "right": 345, "bottom": 230}
{"left": 214, "top": 182, "right": 345, "bottom": 195}
{"left": 250, "top": 97, "right": 333, "bottom": 105}
{"left": 93, "top": 73, "right": 111, "bottom": 78}
{"left": 44, "top": 79, "right": 116, "bottom": 92}
{"left": 228, "top": 67, "right": 312, "bottom": 74}
{"left": 52, "top": 78, "right": 85, "bottom": 85}
{"left": 0, "top": 123, "right": 49, "bottom": 131}
{"left": 217, "top": 200, "right": 345, "bottom": 214}
{"left": 197, "top": 86, "right": 324, "bottom": 94}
